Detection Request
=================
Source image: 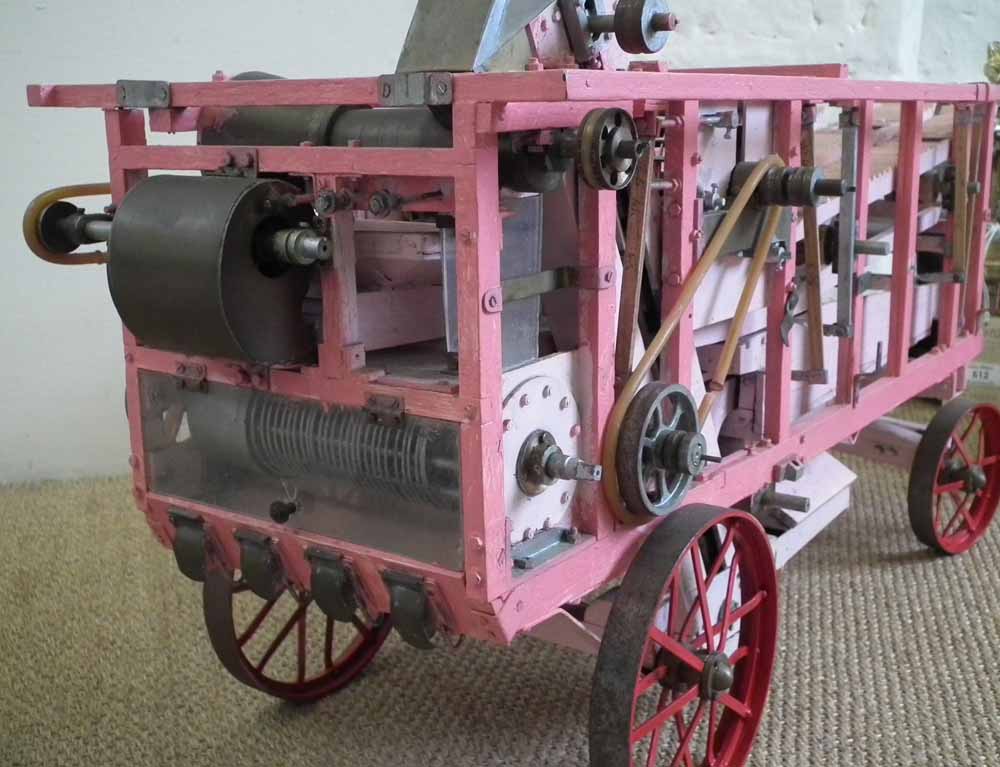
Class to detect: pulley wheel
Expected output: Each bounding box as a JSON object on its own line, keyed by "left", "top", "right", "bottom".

{"left": 203, "top": 563, "right": 390, "bottom": 703}
{"left": 617, "top": 383, "right": 704, "bottom": 521}
{"left": 591, "top": 505, "right": 779, "bottom": 767}
{"left": 615, "top": 0, "right": 674, "bottom": 55}
{"left": 907, "top": 398, "right": 1000, "bottom": 555}
{"left": 578, "top": 108, "right": 644, "bottom": 191}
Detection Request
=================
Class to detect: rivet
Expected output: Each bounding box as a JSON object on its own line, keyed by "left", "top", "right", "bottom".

{"left": 561, "top": 491, "right": 571, "bottom": 504}
{"left": 471, "top": 536, "right": 485, "bottom": 550}
{"left": 559, "top": 397, "right": 570, "bottom": 411}
{"left": 520, "top": 394, "right": 530, "bottom": 408}
{"left": 570, "top": 424, "right": 582, "bottom": 438}
{"left": 542, "top": 386, "right": 552, "bottom": 399}
{"left": 503, "top": 419, "right": 514, "bottom": 432}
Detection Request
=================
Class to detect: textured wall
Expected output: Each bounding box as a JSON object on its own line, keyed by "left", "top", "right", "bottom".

{"left": 0, "top": 0, "right": 997, "bottom": 482}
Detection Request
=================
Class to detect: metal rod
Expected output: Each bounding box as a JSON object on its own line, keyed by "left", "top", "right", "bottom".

{"left": 833, "top": 107, "right": 860, "bottom": 338}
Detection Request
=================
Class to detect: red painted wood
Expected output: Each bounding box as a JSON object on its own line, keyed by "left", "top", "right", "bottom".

{"left": 319, "top": 210, "right": 364, "bottom": 379}
{"left": 764, "top": 102, "right": 801, "bottom": 443}
{"left": 888, "top": 101, "right": 925, "bottom": 376}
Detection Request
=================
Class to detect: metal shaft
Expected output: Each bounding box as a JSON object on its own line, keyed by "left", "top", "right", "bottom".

{"left": 269, "top": 228, "right": 332, "bottom": 266}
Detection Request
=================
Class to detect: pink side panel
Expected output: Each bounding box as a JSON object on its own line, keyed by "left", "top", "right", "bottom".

{"left": 888, "top": 101, "right": 924, "bottom": 376}
{"left": 764, "top": 102, "right": 801, "bottom": 443}
{"left": 662, "top": 100, "right": 700, "bottom": 388}
{"left": 836, "top": 100, "right": 875, "bottom": 405}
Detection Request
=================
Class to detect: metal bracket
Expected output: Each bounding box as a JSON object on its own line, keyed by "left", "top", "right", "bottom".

{"left": 512, "top": 526, "right": 583, "bottom": 571}
{"left": 835, "top": 107, "right": 861, "bottom": 338}
{"left": 378, "top": 72, "right": 453, "bottom": 106}
{"left": 384, "top": 571, "right": 437, "bottom": 650}
{"left": 916, "top": 271, "right": 966, "bottom": 286}
{"left": 577, "top": 266, "right": 616, "bottom": 291}
{"left": 174, "top": 363, "right": 207, "bottom": 392}
{"left": 779, "top": 278, "right": 802, "bottom": 347}
{"left": 365, "top": 395, "right": 405, "bottom": 427}
{"left": 116, "top": 80, "right": 171, "bottom": 109}
{"left": 855, "top": 272, "right": 893, "bottom": 294}
{"left": 234, "top": 529, "right": 285, "bottom": 602}
{"left": 169, "top": 509, "right": 207, "bottom": 582}
{"left": 307, "top": 549, "right": 359, "bottom": 622}
{"left": 217, "top": 149, "right": 259, "bottom": 179}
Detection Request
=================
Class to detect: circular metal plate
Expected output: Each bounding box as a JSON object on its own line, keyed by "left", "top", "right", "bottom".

{"left": 502, "top": 375, "right": 581, "bottom": 543}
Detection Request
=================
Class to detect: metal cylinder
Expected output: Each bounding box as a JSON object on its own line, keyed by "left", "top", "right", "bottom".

{"left": 108, "top": 175, "right": 314, "bottom": 364}
{"left": 183, "top": 386, "right": 460, "bottom": 508}
{"left": 270, "top": 228, "right": 332, "bottom": 266}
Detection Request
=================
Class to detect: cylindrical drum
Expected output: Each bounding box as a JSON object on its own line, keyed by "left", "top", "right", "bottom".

{"left": 108, "top": 175, "right": 314, "bottom": 364}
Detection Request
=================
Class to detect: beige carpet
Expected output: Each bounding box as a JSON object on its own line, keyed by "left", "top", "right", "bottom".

{"left": 3, "top": 414, "right": 999, "bottom": 766}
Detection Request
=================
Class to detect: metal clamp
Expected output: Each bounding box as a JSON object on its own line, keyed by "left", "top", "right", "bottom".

{"left": 116, "top": 80, "right": 171, "bottom": 109}
{"left": 378, "top": 72, "right": 453, "bottom": 106}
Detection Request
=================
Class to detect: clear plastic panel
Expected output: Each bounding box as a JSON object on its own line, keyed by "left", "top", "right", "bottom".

{"left": 140, "top": 372, "right": 464, "bottom": 569}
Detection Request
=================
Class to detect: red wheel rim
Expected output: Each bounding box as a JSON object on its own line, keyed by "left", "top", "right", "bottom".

{"left": 204, "top": 567, "right": 390, "bottom": 703}
{"left": 929, "top": 405, "right": 1000, "bottom": 554}
{"left": 592, "top": 508, "right": 778, "bottom": 767}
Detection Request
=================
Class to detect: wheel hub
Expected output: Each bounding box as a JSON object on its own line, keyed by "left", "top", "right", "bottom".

{"left": 700, "top": 652, "right": 735, "bottom": 700}
{"left": 964, "top": 465, "right": 988, "bottom": 493}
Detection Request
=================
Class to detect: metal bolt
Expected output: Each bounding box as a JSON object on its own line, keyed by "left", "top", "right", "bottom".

{"left": 570, "top": 424, "right": 582, "bottom": 438}
{"left": 667, "top": 272, "right": 683, "bottom": 287}
{"left": 503, "top": 419, "right": 513, "bottom": 432}
{"left": 520, "top": 394, "right": 531, "bottom": 408}
{"left": 471, "top": 536, "right": 484, "bottom": 550}
{"left": 559, "top": 397, "right": 571, "bottom": 411}
{"left": 542, "top": 385, "right": 552, "bottom": 399}
{"left": 561, "top": 491, "right": 571, "bottom": 504}
{"left": 668, "top": 201, "right": 684, "bottom": 218}
{"left": 652, "top": 12, "right": 679, "bottom": 31}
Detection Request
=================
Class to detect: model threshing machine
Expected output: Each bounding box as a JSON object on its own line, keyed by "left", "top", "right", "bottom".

{"left": 22, "top": 2, "right": 1000, "bottom": 764}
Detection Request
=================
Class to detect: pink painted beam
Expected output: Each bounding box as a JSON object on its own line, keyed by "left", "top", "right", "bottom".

{"left": 577, "top": 185, "right": 618, "bottom": 540}
{"left": 485, "top": 100, "right": 635, "bottom": 133}
{"left": 562, "top": 71, "right": 986, "bottom": 104}
{"left": 764, "top": 102, "right": 802, "bottom": 443}
{"left": 888, "top": 101, "right": 924, "bottom": 377}
{"left": 965, "top": 103, "right": 998, "bottom": 334}
{"left": 836, "top": 100, "right": 875, "bottom": 405}
{"left": 452, "top": 102, "right": 507, "bottom": 604}
{"left": 673, "top": 64, "right": 848, "bottom": 79}
{"left": 29, "top": 77, "right": 382, "bottom": 109}
{"left": 111, "top": 145, "right": 473, "bottom": 178}
{"left": 661, "top": 100, "right": 700, "bottom": 389}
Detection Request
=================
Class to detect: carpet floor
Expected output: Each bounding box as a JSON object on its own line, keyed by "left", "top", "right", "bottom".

{"left": 2, "top": 405, "right": 999, "bottom": 766}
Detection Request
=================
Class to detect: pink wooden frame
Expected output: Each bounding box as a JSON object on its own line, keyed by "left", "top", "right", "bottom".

{"left": 28, "top": 70, "right": 999, "bottom": 644}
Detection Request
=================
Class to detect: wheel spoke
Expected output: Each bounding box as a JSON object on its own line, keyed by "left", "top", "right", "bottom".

{"left": 729, "top": 645, "right": 751, "bottom": 665}
{"left": 706, "top": 527, "right": 737, "bottom": 586}
{"left": 351, "top": 614, "right": 371, "bottom": 639}
{"left": 934, "top": 480, "right": 966, "bottom": 496}
{"left": 297, "top": 606, "right": 308, "bottom": 683}
{"left": 718, "top": 692, "right": 751, "bottom": 719}
{"left": 690, "top": 548, "right": 716, "bottom": 653}
{"left": 237, "top": 590, "right": 283, "bottom": 647}
{"left": 943, "top": 494, "right": 974, "bottom": 537}
{"left": 951, "top": 433, "right": 976, "bottom": 467}
{"left": 645, "top": 688, "right": 670, "bottom": 767}
{"left": 717, "top": 553, "right": 742, "bottom": 649}
{"left": 255, "top": 601, "right": 308, "bottom": 673}
{"left": 649, "top": 627, "right": 705, "bottom": 672}
{"left": 668, "top": 702, "right": 706, "bottom": 767}
{"left": 631, "top": 686, "right": 699, "bottom": 744}
{"left": 692, "top": 590, "right": 766, "bottom": 651}
{"left": 706, "top": 700, "right": 720, "bottom": 766}
{"left": 324, "top": 616, "right": 335, "bottom": 669}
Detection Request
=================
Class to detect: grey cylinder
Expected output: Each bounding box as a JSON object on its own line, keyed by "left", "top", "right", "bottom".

{"left": 108, "top": 175, "right": 314, "bottom": 364}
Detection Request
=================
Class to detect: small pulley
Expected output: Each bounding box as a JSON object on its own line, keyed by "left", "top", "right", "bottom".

{"left": 616, "top": 383, "right": 706, "bottom": 520}
{"left": 578, "top": 107, "right": 647, "bottom": 191}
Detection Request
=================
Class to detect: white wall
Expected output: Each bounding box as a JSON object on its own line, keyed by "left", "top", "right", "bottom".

{"left": 0, "top": 0, "right": 997, "bottom": 482}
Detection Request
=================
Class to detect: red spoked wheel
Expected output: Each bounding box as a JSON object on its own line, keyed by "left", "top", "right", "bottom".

{"left": 907, "top": 398, "right": 1000, "bottom": 555}
{"left": 590, "top": 505, "right": 778, "bottom": 767}
{"left": 203, "top": 565, "right": 391, "bottom": 704}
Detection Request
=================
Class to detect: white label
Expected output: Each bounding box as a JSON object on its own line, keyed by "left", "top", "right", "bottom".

{"left": 968, "top": 363, "right": 1000, "bottom": 387}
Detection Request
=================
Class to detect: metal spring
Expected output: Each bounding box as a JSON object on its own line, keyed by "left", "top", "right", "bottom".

{"left": 244, "top": 392, "right": 447, "bottom": 507}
